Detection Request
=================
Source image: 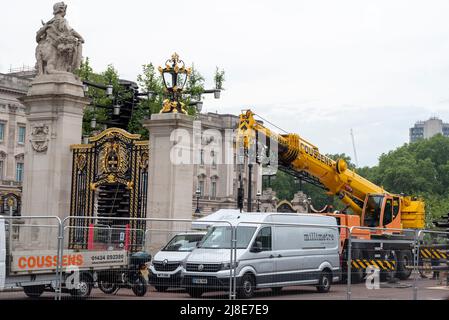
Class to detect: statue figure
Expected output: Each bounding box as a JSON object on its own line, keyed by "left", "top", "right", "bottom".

{"left": 35, "top": 2, "right": 84, "bottom": 76}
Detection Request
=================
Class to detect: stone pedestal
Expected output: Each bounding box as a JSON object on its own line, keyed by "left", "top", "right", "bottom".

{"left": 143, "top": 113, "right": 195, "bottom": 254}
{"left": 292, "top": 191, "right": 309, "bottom": 213}
{"left": 18, "top": 74, "right": 89, "bottom": 250}
{"left": 260, "top": 188, "right": 278, "bottom": 212}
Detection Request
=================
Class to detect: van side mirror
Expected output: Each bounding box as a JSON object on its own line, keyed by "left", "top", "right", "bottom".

{"left": 251, "top": 241, "right": 263, "bottom": 253}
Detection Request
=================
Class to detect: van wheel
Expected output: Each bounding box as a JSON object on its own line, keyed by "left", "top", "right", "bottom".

{"left": 70, "top": 276, "right": 92, "bottom": 298}
{"left": 316, "top": 271, "right": 332, "bottom": 293}
{"left": 98, "top": 280, "right": 118, "bottom": 294}
{"left": 23, "top": 285, "right": 45, "bottom": 298}
{"left": 237, "top": 274, "right": 256, "bottom": 299}
{"left": 187, "top": 288, "right": 204, "bottom": 298}
{"left": 132, "top": 276, "right": 148, "bottom": 297}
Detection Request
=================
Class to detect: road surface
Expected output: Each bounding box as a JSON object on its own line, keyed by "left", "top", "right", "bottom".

{"left": 1, "top": 277, "right": 448, "bottom": 300}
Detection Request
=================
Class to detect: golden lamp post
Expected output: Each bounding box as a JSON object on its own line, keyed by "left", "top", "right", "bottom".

{"left": 158, "top": 53, "right": 192, "bottom": 114}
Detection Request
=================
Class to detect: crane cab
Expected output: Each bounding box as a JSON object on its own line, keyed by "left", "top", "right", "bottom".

{"left": 361, "top": 194, "right": 402, "bottom": 234}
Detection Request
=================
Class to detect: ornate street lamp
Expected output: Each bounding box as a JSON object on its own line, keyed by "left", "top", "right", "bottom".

{"left": 195, "top": 100, "right": 203, "bottom": 113}
{"left": 195, "top": 187, "right": 201, "bottom": 214}
{"left": 106, "top": 84, "right": 113, "bottom": 96}
{"left": 113, "top": 103, "right": 121, "bottom": 116}
{"left": 90, "top": 115, "right": 97, "bottom": 129}
{"left": 159, "top": 53, "right": 192, "bottom": 114}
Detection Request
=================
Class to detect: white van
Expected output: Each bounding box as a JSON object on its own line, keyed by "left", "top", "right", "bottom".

{"left": 182, "top": 212, "right": 339, "bottom": 298}
{"left": 149, "top": 232, "right": 206, "bottom": 292}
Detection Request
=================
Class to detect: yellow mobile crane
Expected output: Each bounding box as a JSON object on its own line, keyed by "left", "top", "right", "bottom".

{"left": 238, "top": 110, "right": 426, "bottom": 281}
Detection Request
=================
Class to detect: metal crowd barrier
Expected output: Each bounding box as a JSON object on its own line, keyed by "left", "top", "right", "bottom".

{"left": 2, "top": 215, "right": 449, "bottom": 300}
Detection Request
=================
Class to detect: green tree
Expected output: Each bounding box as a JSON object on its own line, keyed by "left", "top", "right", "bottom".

{"left": 76, "top": 59, "right": 126, "bottom": 137}
{"left": 356, "top": 134, "right": 449, "bottom": 221}
{"left": 77, "top": 59, "right": 217, "bottom": 139}
{"left": 214, "top": 67, "right": 225, "bottom": 90}
{"left": 183, "top": 63, "right": 205, "bottom": 115}
{"left": 127, "top": 63, "right": 166, "bottom": 139}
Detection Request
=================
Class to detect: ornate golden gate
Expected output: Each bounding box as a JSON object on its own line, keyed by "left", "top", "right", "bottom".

{"left": 68, "top": 128, "right": 149, "bottom": 251}
{"left": 276, "top": 200, "right": 296, "bottom": 213}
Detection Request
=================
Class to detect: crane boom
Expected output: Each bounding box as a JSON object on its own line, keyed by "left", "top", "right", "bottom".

{"left": 350, "top": 128, "right": 359, "bottom": 167}
{"left": 238, "top": 110, "right": 425, "bottom": 230}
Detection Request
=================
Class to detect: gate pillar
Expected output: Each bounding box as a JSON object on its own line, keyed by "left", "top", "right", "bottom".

{"left": 144, "top": 113, "right": 194, "bottom": 254}
{"left": 18, "top": 74, "right": 89, "bottom": 249}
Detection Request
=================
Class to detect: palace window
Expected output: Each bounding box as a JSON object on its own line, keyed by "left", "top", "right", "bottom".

{"left": 211, "top": 150, "right": 217, "bottom": 168}
{"left": 0, "top": 123, "right": 5, "bottom": 141}
{"left": 18, "top": 126, "right": 26, "bottom": 144}
{"left": 200, "top": 149, "right": 205, "bottom": 165}
{"left": 211, "top": 181, "right": 217, "bottom": 198}
{"left": 198, "top": 180, "right": 205, "bottom": 196}
{"left": 16, "top": 163, "right": 24, "bottom": 182}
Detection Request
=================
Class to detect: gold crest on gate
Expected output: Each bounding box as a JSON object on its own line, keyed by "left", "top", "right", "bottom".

{"left": 100, "top": 141, "right": 127, "bottom": 175}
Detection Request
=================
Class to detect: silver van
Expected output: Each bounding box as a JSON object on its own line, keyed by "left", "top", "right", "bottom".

{"left": 149, "top": 232, "right": 206, "bottom": 292}
{"left": 182, "top": 212, "right": 339, "bottom": 298}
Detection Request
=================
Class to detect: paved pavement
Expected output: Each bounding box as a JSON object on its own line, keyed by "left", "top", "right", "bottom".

{"left": 1, "top": 277, "right": 449, "bottom": 300}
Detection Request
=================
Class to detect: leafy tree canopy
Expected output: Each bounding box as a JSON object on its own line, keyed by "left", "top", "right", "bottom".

{"left": 76, "top": 58, "right": 220, "bottom": 139}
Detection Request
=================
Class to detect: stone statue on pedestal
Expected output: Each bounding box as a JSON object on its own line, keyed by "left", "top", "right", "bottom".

{"left": 19, "top": 2, "right": 90, "bottom": 250}
{"left": 35, "top": 2, "right": 84, "bottom": 76}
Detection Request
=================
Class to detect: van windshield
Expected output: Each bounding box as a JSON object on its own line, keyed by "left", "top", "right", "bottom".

{"left": 162, "top": 234, "right": 205, "bottom": 252}
{"left": 199, "top": 226, "right": 257, "bottom": 249}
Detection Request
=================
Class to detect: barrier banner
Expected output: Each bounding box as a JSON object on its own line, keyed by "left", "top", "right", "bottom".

{"left": 10, "top": 250, "right": 128, "bottom": 273}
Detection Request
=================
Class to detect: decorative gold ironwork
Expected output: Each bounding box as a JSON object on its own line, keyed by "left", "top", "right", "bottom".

{"left": 6, "top": 197, "right": 14, "bottom": 207}
{"left": 140, "top": 152, "right": 149, "bottom": 170}
{"left": 70, "top": 144, "right": 93, "bottom": 150}
{"left": 88, "top": 127, "right": 141, "bottom": 142}
{"left": 160, "top": 99, "right": 188, "bottom": 114}
{"left": 69, "top": 127, "right": 149, "bottom": 251}
{"left": 75, "top": 154, "right": 87, "bottom": 171}
{"left": 99, "top": 141, "right": 128, "bottom": 176}
{"left": 276, "top": 200, "right": 296, "bottom": 213}
{"left": 158, "top": 53, "right": 192, "bottom": 115}
{"left": 0, "top": 192, "right": 21, "bottom": 215}
{"left": 158, "top": 53, "right": 192, "bottom": 85}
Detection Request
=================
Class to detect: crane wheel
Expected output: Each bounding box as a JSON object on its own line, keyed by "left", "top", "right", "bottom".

{"left": 396, "top": 250, "right": 413, "bottom": 280}
{"left": 380, "top": 251, "right": 398, "bottom": 282}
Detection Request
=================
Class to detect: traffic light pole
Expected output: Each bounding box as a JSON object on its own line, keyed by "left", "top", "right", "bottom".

{"left": 247, "top": 163, "right": 253, "bottom": 212}
{"left": 238, "top": 171, "right": 244, "bottom": 213}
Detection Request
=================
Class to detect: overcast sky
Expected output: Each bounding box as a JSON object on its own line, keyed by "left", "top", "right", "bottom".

{"left": 1, "top": 0, "right": 449, "bottom": 167}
